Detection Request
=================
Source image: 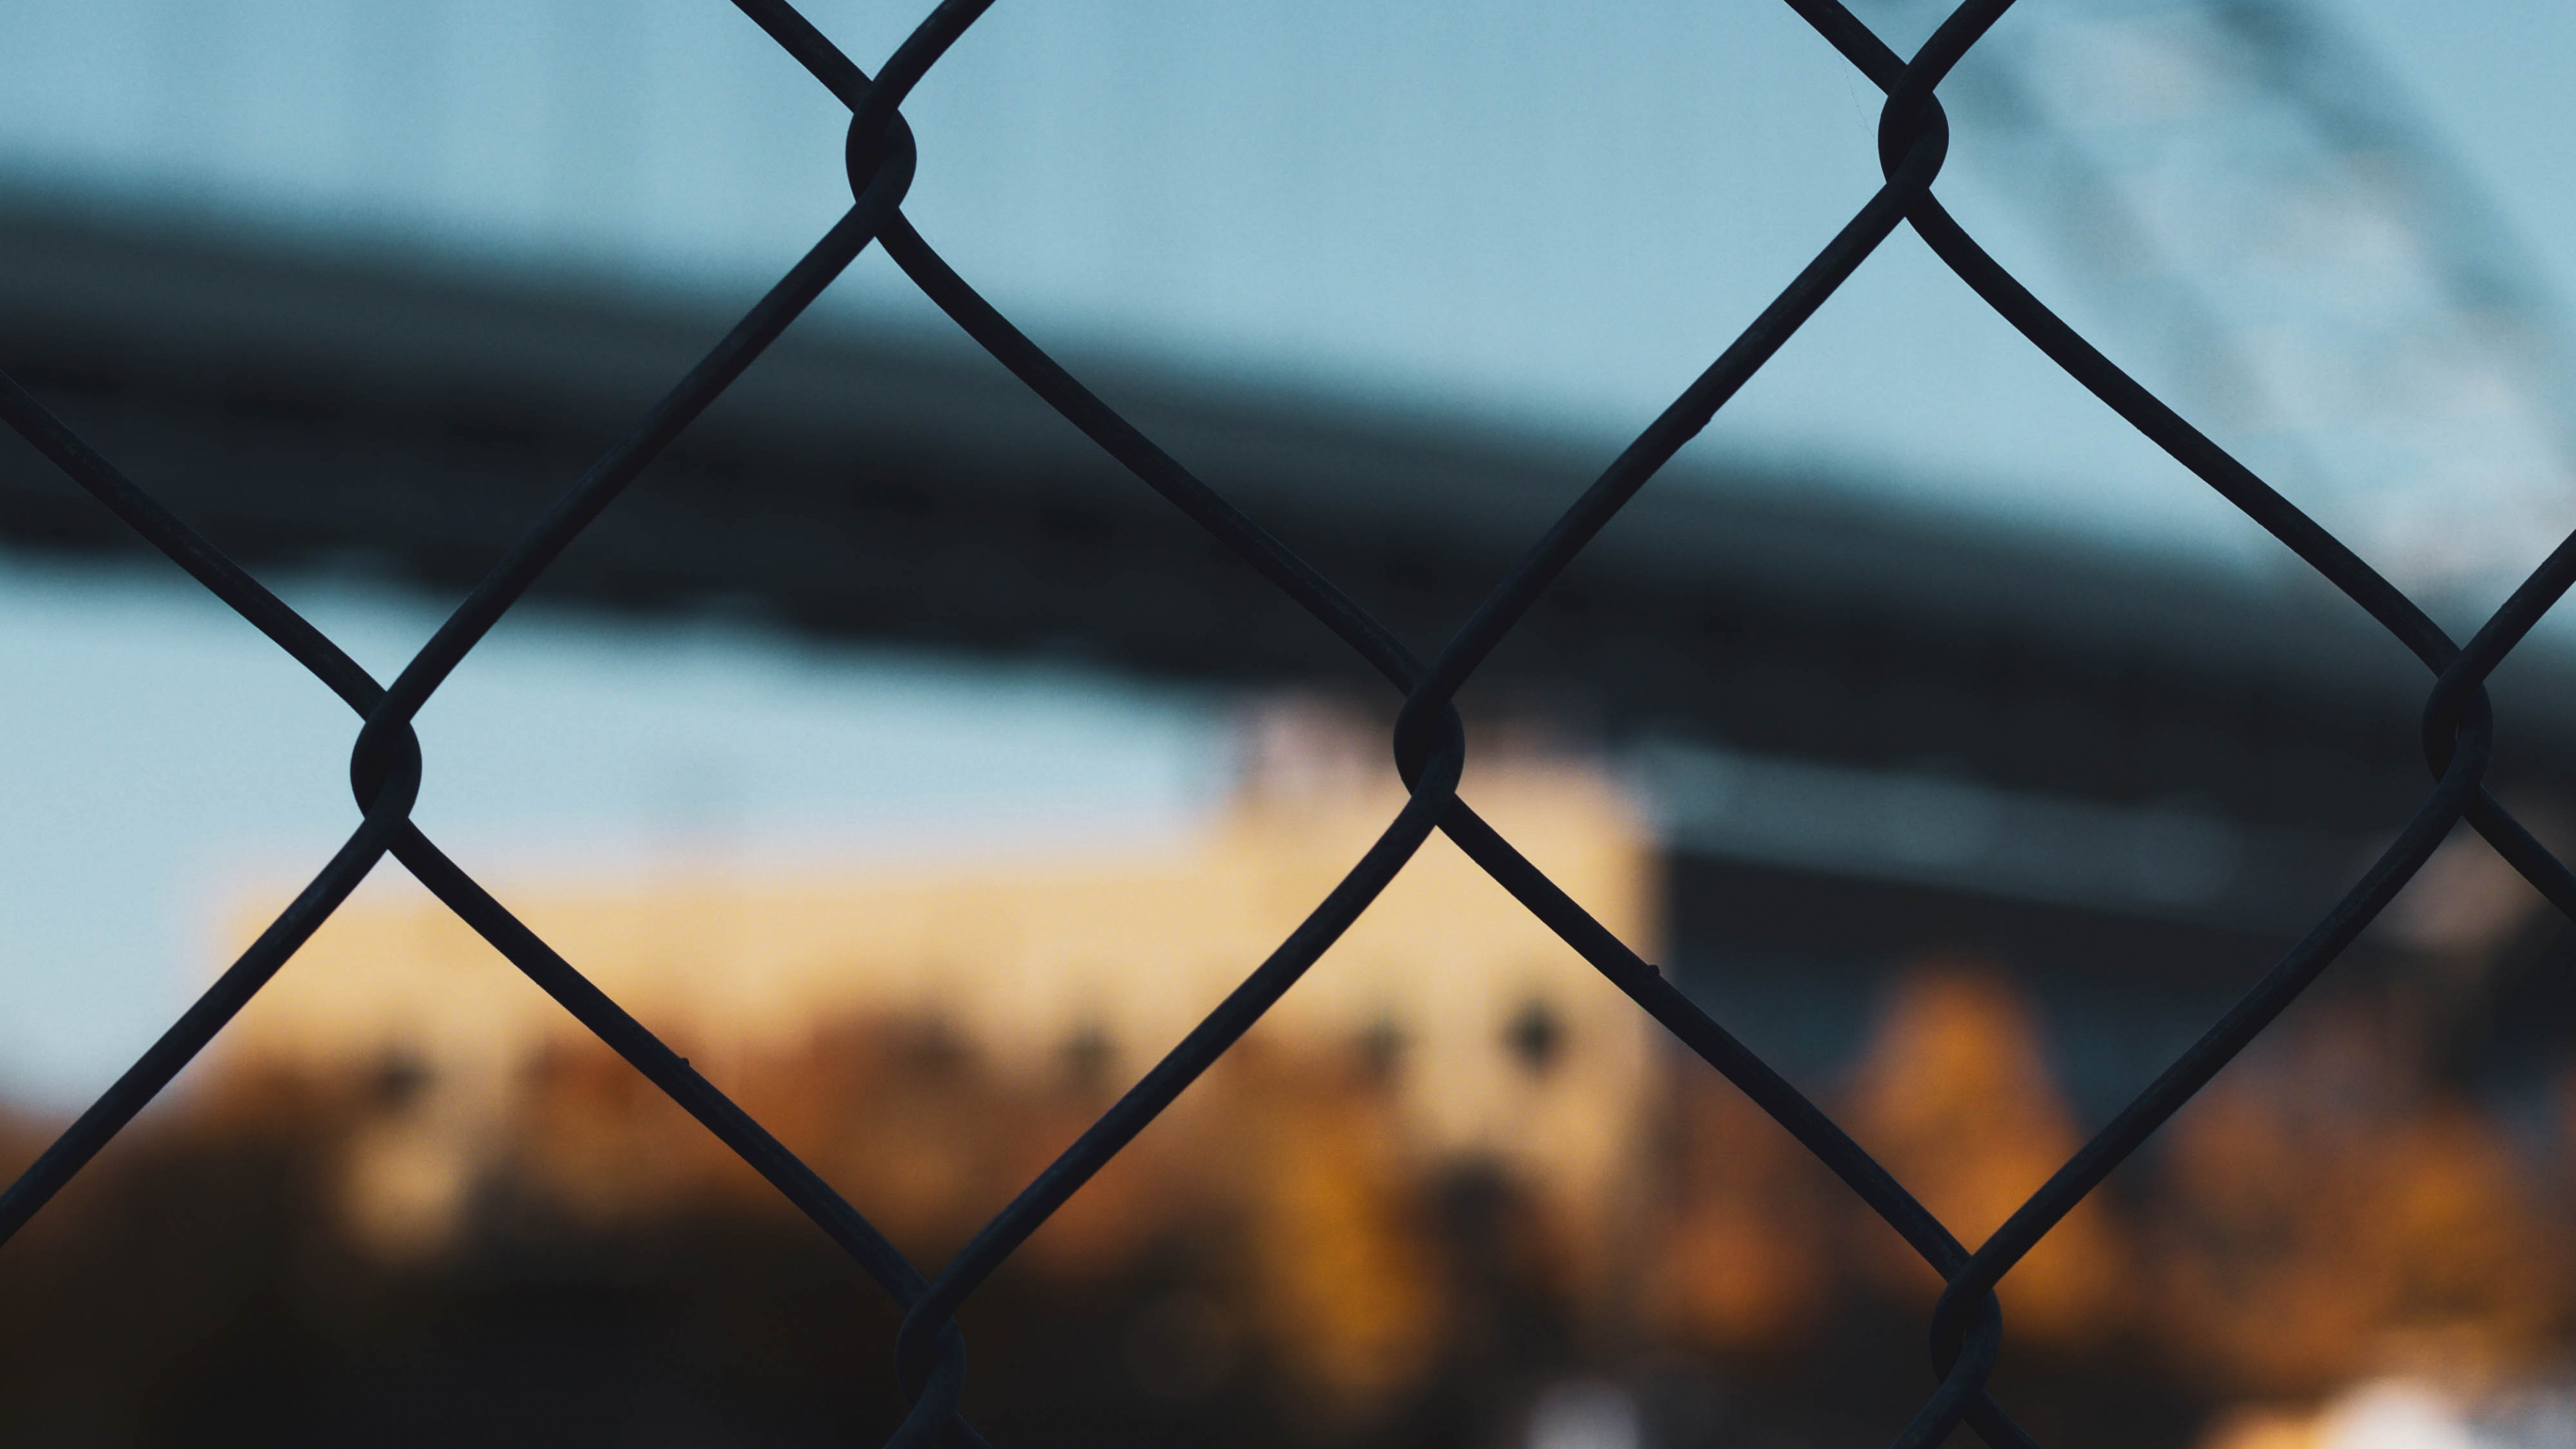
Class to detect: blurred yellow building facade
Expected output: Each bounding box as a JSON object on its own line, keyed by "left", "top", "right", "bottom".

{"left": 219, "top": 737, "right": 1659, "bottom": 1263}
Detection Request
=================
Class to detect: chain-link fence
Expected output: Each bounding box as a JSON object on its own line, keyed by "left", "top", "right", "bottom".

{"left": 4, "top": 1, "right": 2573, "bottom": 1445}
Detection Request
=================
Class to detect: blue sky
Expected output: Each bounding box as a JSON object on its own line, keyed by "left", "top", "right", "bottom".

{"left": 9, "top": 0, "right": 2570, "bottom": 567}
{"left": 0, "top": 0, "right": 2572, "bottom": 1108}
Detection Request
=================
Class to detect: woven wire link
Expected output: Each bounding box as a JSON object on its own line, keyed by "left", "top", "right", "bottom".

{"left": 5, "top": 1, "right": 2574, "bottom": 1444}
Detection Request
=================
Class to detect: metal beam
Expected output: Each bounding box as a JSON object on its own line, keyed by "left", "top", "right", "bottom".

{"left": 2, "top": 195, "right": 2564, "bottom": 847}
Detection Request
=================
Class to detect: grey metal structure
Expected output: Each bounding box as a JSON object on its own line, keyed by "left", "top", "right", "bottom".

{"left": 5, "top": 194, "right": 2563, "bottom": 863}
{"left": 1876, "top": 0, "right": 2576, "bottom": 594}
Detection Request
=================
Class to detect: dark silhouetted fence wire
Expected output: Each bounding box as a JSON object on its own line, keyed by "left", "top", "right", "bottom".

{"left": 6, "top": 1, "right": 2574, "bottom": 1445}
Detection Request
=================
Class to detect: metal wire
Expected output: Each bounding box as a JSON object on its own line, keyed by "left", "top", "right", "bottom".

{"left": 4, "top": 1, "right": 2571, "bottom": 1445}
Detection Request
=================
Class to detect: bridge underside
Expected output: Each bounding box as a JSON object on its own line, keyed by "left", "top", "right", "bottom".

{"left": 1, "top": 200, "right": 2563, "bottom": 900}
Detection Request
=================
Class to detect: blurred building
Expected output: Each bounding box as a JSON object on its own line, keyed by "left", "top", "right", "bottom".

{"left": 217, "top": 712, "right": 1656, "bottom": 1263}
